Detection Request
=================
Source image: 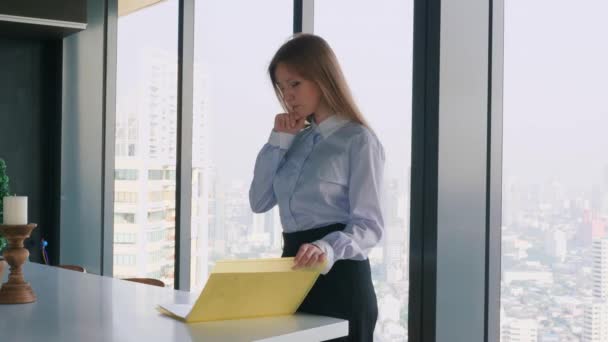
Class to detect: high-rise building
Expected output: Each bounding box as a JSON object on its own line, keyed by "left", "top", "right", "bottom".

{"left": 545, "top": 229, "right": 567, "bottom": 263}
{"left": 583, "top": 239, "right": 608, "bottom": 342}
{"left": 383, "top": 223, "right": 406, "bottom": 283}
{"left": 592, "top": 239, "right": 608, "bottom": 299}
{"left": 207, "top": 165, "right": 224, "bottom": 247}
{"left": 583, "top": 301, "right": 608, "bottom": 342}
{"left": 252, "top": 212, "right": 265, "bottom": 236}
{"left": 264, "top": 209, "right": 274, "bottom": 235}
{"left": 578, "top": 213, "right": 606, "bottom": 248}
{"left": 267, "top": 208, "right": 283, "bottom": 250}
{"left": 251, "top": 212, "right": 269, "bottom": 245}
{"left": 592, "top": 186, "right": 603, "bottom": 214}
{"left": 501, "top": 318, "right": 538, "bottom": 342}
{"left": 114, "top": 48, "right": 179, "bottom": 286}
{"left": 191, "top": 166, "right": 210, "bottom": 289}
{"left": 381, "top": 177, "right": 408, "bottom": 283}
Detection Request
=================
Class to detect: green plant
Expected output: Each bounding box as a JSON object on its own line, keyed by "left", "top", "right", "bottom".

{"left": 0, "top": 158, "right": 9, "bottom": 252}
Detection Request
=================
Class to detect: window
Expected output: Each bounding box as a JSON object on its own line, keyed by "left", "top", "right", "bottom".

{"left": 501, "top": 1, "right": 608, "bottom": 341}
{"left": 115, "top": 191, "right": 138, "bottom": 203}
{"left": 148, "top": 170, "right": 164, "bottom": 180}
{"left": 114, "top": 232, "right": 137, "bottom": 244}
{"left": 114, "top": 169, "right": 138, "bottom": 180}
{"left": 146, "top": 230, "right": 165, "bottom": 242}
{"left": 128, "top": 144, "right": 136, "bottom": 156}
{"left": 315, "top": 1, "right": 414, "bottom": 339}
{"left": 114, "top": 0, "right": 178, "bottom": 287}
{"left": 147, "top": 210, "right": 166, "bottom": 222}
{"left": 189, "top": 0, "right": 292, "bottom": 290}
{"left": 114, "top": 254, "right": 136, "bottom": 265}
{"left": 148, "top": 250, "right": 165, "bottom": 264}
{"left": 114, "top": 213, "right": 135, "bottom": 224}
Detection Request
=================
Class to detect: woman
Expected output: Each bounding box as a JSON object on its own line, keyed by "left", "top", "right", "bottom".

{"left": 249, "top": 33, "right": 385, "bottom": 342}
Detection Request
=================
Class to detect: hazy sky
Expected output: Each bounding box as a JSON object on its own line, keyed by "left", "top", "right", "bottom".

{"left": 503, "top": 0, "right": 608, "bottom": 189}
{"left": 195, "top": 0, "right": 414, "bottom": 184}
{"left": 118, "top": 0, "right": 413, "bottom": 187}
{"left": 117, "top": 0, "right": 608, "bottom": 192}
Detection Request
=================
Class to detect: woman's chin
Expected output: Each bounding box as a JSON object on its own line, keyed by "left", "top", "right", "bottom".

{"left": 300, "top": 110, "right": 314, "bottom": 117}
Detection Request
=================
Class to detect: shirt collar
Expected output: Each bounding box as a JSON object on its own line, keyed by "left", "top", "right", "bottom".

{"left": 311, "top": 114, "right": 350, "bottom": 139}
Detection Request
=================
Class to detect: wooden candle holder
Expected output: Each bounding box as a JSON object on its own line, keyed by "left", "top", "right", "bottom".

{"left": 0, "top": 224, "right": 37, "bottom": 304}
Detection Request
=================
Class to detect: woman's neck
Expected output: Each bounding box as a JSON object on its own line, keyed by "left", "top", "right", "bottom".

{"left": 313, "top": 103, "right": 333, "bottom": 125}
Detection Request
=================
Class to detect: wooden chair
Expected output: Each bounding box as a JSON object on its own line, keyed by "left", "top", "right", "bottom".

{"left": 123, "top": 277, "right": 165, "bottom": 287}
{"left": 56, "top": 265, "right": 87, "bottom": 273}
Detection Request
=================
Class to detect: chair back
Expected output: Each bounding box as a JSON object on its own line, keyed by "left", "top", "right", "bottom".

{"left": 57, "top": 265, "right": 87, "bottom": 273}
{"left": 123, "top": 277, "right": 165, "bottom": 287}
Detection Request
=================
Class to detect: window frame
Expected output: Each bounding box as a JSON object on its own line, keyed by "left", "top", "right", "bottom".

{"left": 408, "top": 0, "right": 503, "bottom": 341}
{"left": 101, "top": 0, "right": 505, "bottom": 339}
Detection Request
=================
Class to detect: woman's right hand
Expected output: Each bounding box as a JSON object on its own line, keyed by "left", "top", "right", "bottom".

{"left": 274, "top": 112, "right": 307, "bottom": 135}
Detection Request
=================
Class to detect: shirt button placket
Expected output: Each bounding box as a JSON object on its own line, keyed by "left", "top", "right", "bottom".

{"left": 287, "top": 130, "right": 321, "bottom": 230}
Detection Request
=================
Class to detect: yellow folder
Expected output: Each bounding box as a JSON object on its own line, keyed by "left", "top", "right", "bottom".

{"left": 157, "top": 257, "right": 324, "bottom": 323}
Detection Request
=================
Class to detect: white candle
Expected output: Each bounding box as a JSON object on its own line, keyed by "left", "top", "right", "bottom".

{"left": 3, "top": 196, "right": 28, "bottom": 225}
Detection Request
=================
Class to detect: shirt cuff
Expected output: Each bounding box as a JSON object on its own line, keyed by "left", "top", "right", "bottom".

{"left": 311, "top": 240, "right": 335, "bottom": 275}
{"left": 268, "top": 130, "right": 296, "bottom": 150}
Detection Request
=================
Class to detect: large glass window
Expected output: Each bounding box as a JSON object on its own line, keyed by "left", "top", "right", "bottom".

{"left": 189, "top": 0, "right": 292, "bottom": 290}
{"left": 113, "top": 0, "right": 178, "bottom": 287}
{"left": 315, "top": 1, "right": 414, "bottom": 340}
{"left": 501, "top": 1, "right": 608, "bottom": 341}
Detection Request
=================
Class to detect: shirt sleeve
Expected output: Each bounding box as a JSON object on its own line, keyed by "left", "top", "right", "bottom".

{"left": 312, "top": 131, "right": 385, "bottom": 274}
{"left": 249, "top": 129, "right": 296, "bottom": 213}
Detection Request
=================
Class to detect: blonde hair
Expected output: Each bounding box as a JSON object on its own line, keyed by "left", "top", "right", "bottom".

{"left": 268, "top": 33, "right": 370, "bottom": 128}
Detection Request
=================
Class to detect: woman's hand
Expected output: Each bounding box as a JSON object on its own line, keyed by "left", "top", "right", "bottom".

{"left": 274, "top": 112, "right": 307, "bottom": 135}
{"left": 292, "top": 243, "right": 326, "bottom": 270}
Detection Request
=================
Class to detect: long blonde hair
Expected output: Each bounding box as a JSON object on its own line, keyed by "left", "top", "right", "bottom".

{"left": 268, "top": 34, "right": 370, "bottom": 128}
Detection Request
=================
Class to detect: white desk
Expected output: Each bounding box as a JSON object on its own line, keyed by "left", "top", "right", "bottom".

{"left": 0, "top": 262, "right": 348, "bottom": 341}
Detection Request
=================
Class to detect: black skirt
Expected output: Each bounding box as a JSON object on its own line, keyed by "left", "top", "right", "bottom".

{"left": 282, "top": 223, "right": 378, "bottom": 342}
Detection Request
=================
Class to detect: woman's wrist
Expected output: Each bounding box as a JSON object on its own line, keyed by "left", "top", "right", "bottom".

{"left": 268, "top": 129, "right": 295, "bottom": 149}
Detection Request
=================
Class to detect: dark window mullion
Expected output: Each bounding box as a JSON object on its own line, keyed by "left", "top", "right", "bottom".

{"left": 175, "top": 0, "right": 195, "bottom": 291}
{"left": 293, "top": 0, "right": 303, "bottom": 33}
{"left": 409, "top": 0, "right": 441, "bottom": 340}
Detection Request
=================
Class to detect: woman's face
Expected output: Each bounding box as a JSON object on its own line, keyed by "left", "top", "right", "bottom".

{"left": 274, "top": 63, "right": 322, "bottom": 119}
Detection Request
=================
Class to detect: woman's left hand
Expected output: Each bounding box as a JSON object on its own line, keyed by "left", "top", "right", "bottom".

{"left": 293, "top": 243, "right": 326, "bottom": 269}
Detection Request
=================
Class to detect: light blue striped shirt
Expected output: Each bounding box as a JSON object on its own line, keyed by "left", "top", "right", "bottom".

{"left": 249, "top": 114, "right": 385, "bottom": 274}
